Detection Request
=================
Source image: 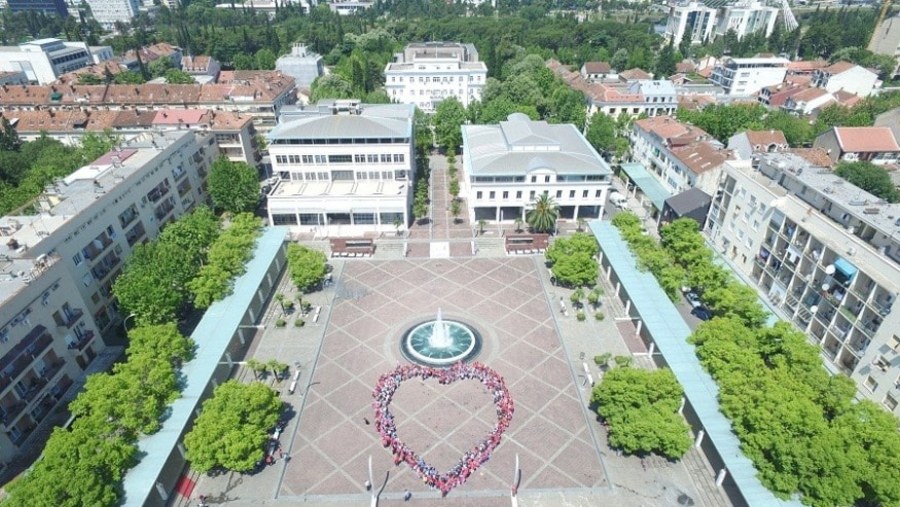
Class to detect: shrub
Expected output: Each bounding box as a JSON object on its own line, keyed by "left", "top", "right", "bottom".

{"left": 294, "top": 318, "right": 305, "bottom": 327}
{"left": 595, "top": 311, "right": 605, "bottom": 321}
{"left": 576, "top": 310, "right": 586, "bottom": 321}
{"left": 275, "top": 318, "right": 286, "bottom": 328}
{"left": 613, "top": 355, "right": 633, "bottom": 367}
{"left": 594, "top": 353, "right": 612, "bottom": 367}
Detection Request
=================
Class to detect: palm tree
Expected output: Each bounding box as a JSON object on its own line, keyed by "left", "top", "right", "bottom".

{"left": 526, "top": 194, "right": 559, "bottom": 234}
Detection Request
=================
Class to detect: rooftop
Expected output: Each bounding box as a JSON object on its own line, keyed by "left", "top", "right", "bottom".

{"left": 665, "top": 187, "right": 713, "bottom": 216}
{"left": 634, "top": 116, "right": 711, "bottom": 147}
{"left": 582, "top": 61, "right": 612, "bottom": 74}
{"left": 758, "top": 152, "right": 900, "bottom": 240}
{"left": 268, "top": 102, "right": 413, "bottom": 140}
{"left": 743, "top": 130, "right": 788, "bottom": 148}
{"left": 618, "top": 68, "right": 653, "bottom": 81}
{"left": 1, "top": 108, "right": 252, "bottom": 133}
{"left": 832, "top": 127, "right": 900, "bottom": 153}
{"left": 671, "top": 141, "right": 732, "bottom": 175}
{"left": 820, "top": 61, "right": 856, "bottom": 75}
{"left": 462, "top": 113, "right": 611, "bottom": 177}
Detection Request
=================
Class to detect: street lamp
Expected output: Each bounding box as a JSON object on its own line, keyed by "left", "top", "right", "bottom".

{"left": 122, "top": 313, "right": 137, "bottom": 336}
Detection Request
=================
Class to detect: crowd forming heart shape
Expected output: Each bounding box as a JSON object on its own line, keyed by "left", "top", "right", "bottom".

{"left": 372, "top": 362, "right": 514, "bottom": 496}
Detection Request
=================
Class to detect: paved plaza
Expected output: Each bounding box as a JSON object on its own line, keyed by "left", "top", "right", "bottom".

{"left": 183, "top": 251, "right": 727, "bottom": 507}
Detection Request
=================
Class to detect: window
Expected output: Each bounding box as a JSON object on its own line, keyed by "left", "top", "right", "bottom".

{"left": 502, "top": 191, "right": 509, "bottom": 199}
{"left": 355, "top": 154, "right": 366, "bottom": 163}
{"left": 865, "top": 376, "right": 878, "bottom": 392}
{"left": 531, "top": 176, "right": 537, "bottom": 183}
{"left": 302, "top": 155, "right": 313, "bottom": 164}
{"left": 356, "top": 172, "right": 368, "bottom": 180}
{"left": 569, "top": 190, "right": 576, "bottom": 198}
{"left": 516, "top": 191, "right": 522, "bottom": 199}
{"left": 329, "top": 154, "right": 352, "bottom": 164}
{"left": 299, "top": 214, "right": 320, "bottom": 225}
{"left": 884, "top": 394, "right": 898, "bottom": 411}
{"left": 476, "top": 191, "right": 483, "bottom": 199}
{"left": 556, "top": 190, "right": 562, "bottom": 198}
{"left": 368, "top": 154, "right": 378, "bottom": 163}
{"left": 288, "top": 155, "right": 300, "bottom": 164}
{"left": 582, "top": 190, "right": 588, "bottom": 198}
{"left": 352, "top": 212, "right": 376, "bottom": 225}
{"left": 529, "top": 190, "right": 536, "bottom": 199}
{"left": 489, "top": 191, "right": 495, "bottom": 199}
{"left": 393, "top": 154, "right": 405, "bottom": 163}
{"left": 379, "top": 154, "right": 390, "bottom": 163}
{"left": 331, "top": 170, "right": 353, "bottom": 181}
{"left": 73, "top": 252, "right": 83, "bottom": 266}
{"left": 595, "top": 189, "right": 602, "bottom": 198}
{"left": 544, "top": 176, "right": 551, "bottom": 183}
{"left": 272, "top": 213, "right": 299, "bottom": 225}
{"left": 315, "top": 155, "right": 326, "bottom": 164}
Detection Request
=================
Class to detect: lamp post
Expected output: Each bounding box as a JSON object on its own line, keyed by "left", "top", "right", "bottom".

{"left": 122, "top": 313, "right": 137, "bottom": 336}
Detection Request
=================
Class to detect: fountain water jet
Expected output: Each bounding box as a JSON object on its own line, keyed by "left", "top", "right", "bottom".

{"left": 400, "top": 309, "right": 482, "bottom": 367}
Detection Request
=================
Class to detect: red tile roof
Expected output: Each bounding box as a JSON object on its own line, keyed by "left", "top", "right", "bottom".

{"left": 619, "top": 68, "right": 653, "bottom": 81}
{"left": 582, "top": 61, "right": 612, "bottom": 74}
{"left": 634, "top": 116, "right": 711, "bottom": 146}
{"left": 821, "top": 61, "right": 856, "bottom": 75}
{"left": 671, "top": 141, "right": 732, "bottom": 175}
{"left": 834, "top": 127, "right": 900, "bottom": 153}
{"left": 788, "top": 148, "right": 834, "bottom": 168}
{"left": 744, "top": 130, "right": 788, "bottom": 147}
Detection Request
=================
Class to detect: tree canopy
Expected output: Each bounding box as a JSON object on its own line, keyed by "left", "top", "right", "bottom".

{"left": 184, "top": 381, "right": 283, "bottom": 473}
{"left": 433, "top": 97, "right": 467, "bottom": 153}
{"left": 591, "top": 366, "right": 691, "bottom": 459}
{"left": 286, "top": 244, "right": 328, "bottom": 292}
{"left": 207, "top": 156, "right": 260, "bottom": 214}
{"left": 526, "top": 194, "right": 559, "bottom": 233}
{"left": 834, "top": 161, "right": 900, "bottom": 203}
{"left": 189, "top": 213, "right": 262, "bottom": 308}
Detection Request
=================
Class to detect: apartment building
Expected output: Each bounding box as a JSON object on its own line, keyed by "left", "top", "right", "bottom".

{"left": 814, "top": 127, "right": 900, "bottom": 166}
{"left": 0, "top": 71, "right": 297, "bottom": 132}
{"left": 705, "top": 153, "right": 900, "bottom": 415}
{"left": 266, "top": 100, "right": 416, "bottom": 235}
{"left": 461, "top": 113, "right": 613, "bottom": 224}
{"left": 1, "top": 109, "right": 261, "bottom": 167}
{"left": 630, "top": 116, "right": 731, "bottom": 195}
{"left": 384, "top": 42, "right": 487, "bottom": 113}
{"left": 0, "top": 130, "right": 215, "bottom": 468}
{"left": 84, "top": 0, "right": 141, "bottom": 28}
{"left": 811, "top": 61, "right": 881, "bottom": 98}
{"left": 5, "top": 0, "right": 68, "bottom": 16}
{"left": 0, "top": 39, "right": 95, "bottom": 85}
{"left": 665, "top": 0, "right": 778, "bottom": 46}
{"left": 710, "top": 56, "right": 790, "bottom": 96}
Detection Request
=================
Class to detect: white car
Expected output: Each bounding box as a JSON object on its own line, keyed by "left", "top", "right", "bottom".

{"left": 609, "top": 191, "right": 628, "bottom": 209}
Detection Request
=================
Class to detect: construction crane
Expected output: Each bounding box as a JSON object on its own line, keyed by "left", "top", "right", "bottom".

{"left": 781, "top": 0, "right": 799, "bottom": 31}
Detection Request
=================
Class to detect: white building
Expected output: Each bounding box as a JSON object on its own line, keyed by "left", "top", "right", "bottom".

{"left": 0, "top": 130, "right": 215, "bottom": 469}
{"left": 709, "top": 56, "right": 789, "bottom": 96}
{"left": 665, "top": 0, "right": 778, "bottom": 46}
{"left": 266, "top": 100, "right": 415, "bottom": 235}
{"left": 706, "top": 153, "right": 900, "bottom": 415}
{"left": 328, "top": 0, "right": 372, "bottom": 15}
{"left": 630, "top": 116, "right": 733, "bottom": 196}
{"left": 811, "top": 61, "right": 881, "bottom": 98}
{"left": 275, "top": 44, "right": 324, "bottom": 90}
{"left": 0, "top": 39, "right": 94, "bottom": 85}
{"left": 384, "top": 42, "right": 487, "bottom": 113}
{"left": 85, "top": 0, "right": 141, "bottom": 28}
{"left": 461, "top": 113, "right": 613, "bottom": 224}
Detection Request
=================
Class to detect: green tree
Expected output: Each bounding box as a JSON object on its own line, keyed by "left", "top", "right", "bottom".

{"left": 189, "top": 213, "right": 261, "bottom": 308}
{"left": 526, "top": 193, "right": 559, "bottom": 233}
{"left": 286, "top": 244, "right": 328, "bottom": 292}
{"left": 591, "top": 367, "right": 691, "bottom": 459}
{"left": 207, "top": 156, "right": 260, "bottom": 213}
{"left": 0, "top": 116, "right": 21, "bottom": 153}
{"left": 126, "top": 323, "right": 194, "bottom": 366}
{"left": 654, "top": 40, "right": 677, "bottom": 78}
{"left": 254, "top": 48, "right": 277, "bottom": 70}
{"left": 551, "top": 252, "right": 598, "bottom": 287}
{"left": 77, "top": 73, "right": 103, "bottom": 85}
{"left": 433, "top": 97, "right": 467, "bottom": 153}
{"left": 310, "top": 74, "right": 353, "bottom": 102}
{"left": 585, "top": 112, "right": 619, "bottom": 157}
{"left": 545, "top": 232, "right": 599, "bottom": 266}
{"left": 164, "top": 68, "right": 196, "bottom": 84}
{"left": 834, "top": 161, "right": 899, "bottom": 203}
{"left": 114, "top": 70, "right": 146, "bottom": 84}
{"left": 703, "top": 281, "right": 768, "bottom": 328}
{"left": 184, "top": 381, "right": 283, "bottom": 473}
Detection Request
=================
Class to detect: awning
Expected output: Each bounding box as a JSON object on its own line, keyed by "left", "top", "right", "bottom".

{"left": 834, "top": 257, "right": 858, "bottom": 279}
{"left": 619, "top": 162, "right": 671, "bottom": 211}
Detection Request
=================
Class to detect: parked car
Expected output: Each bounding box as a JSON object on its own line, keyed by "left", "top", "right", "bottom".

{"left": 608, "top": 191, "right": 628, "bottom": 209}
{"left": 691, "top": 306, "right": 713, "bottom": 321}
{"left": 685, "top": 291, "right": 703, "bottom": 309}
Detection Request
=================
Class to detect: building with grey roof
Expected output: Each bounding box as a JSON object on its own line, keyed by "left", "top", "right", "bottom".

{"left": 0, "top": 39, "right": 94, "bottom": 85}
{"left": 0, "top": 130, "right": 216, "bottom": 471}
{"left": 705, "top": 154, "right": 900, "bottom": 415}
{"left": 461, "top": 113, "right": 613, "bottom": 224}
{"left": 266, "top": 100, "right": 416, "bottom": 235}
{"left": 275, "top": 43, "right": 324, "bottom": 90}
{"left": 384, "top": 42, "right": 487, "bottom": 113}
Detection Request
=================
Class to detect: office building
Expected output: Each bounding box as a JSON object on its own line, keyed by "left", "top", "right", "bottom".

{"left": 266, "top": 100, "right": 416, "bottom": 234}
{"left": 275, "top": 44, "right": 324, "bottom": 90}
{"left": 666, "top": 0, "right": 778, "bottom": 46}
{"left": 384, "top": 42, "right": 487, "bottom": 113}
{"left": 0, "top": 39, "right": 94, "bottom": 85}
{"left": 461, "top": 113, "right": 613, "bottom": 224}
{"left": 709, "top": 56, "right": 790, "bottom": 96}
{"left": 5, "top": 0, "right": 68, "bottom": 16}
{"left": 705, "top": 153, "right": 900, "bottom": 415}
{"left": 0, "top": 130, "right": 216, "bottom": 468}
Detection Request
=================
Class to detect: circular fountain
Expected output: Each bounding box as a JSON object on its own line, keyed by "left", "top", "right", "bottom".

{"left": 401, "top": 309, "right": 481, "bottom": 367}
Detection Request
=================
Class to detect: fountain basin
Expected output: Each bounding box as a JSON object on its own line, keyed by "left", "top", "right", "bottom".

{"left": 400, "top": 318, "right": 482, "bottom": 367}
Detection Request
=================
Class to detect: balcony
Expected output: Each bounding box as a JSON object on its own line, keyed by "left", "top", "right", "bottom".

{"left": 177, "top": 179, "right": 193, "bottom": 197}
{"left": 53, "top": 308, "right": 83, "bottom": 329}
{"left": 81, "top": 232, "right": 113, "bottom": 261}
{"left": 118, "top": 205, "right": 139, "bottom": 229}
{"left": 172, "top": 165, "right": 187, "bottom": 181}
{"left": 91, "top": 254, "right": 121, "bottom": 281}
{"left": 30, "top": 394, "right": 56, "bottom": 424}
{"left": 147, "top": 182, "right": 171, "bottom": 204}
{"left": 19, "top": 377, "right": 48, "bottom": 403}
{"left": 68, "top": 330, "right": 95, "bottom": 351}
{"left": 0, "top": 327, "right": 53, "bottom": 392}
{"left": 126, "top": 222, "right": 146, "bottom": 247}
{"left": 52, "top": 375, "right": 73, "bottom": 400}
{"left": 0, "top": 400, "right": 26, "bottom": 426}
{"left": 39, "top": 360, "right": 65, "bottom": 385}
